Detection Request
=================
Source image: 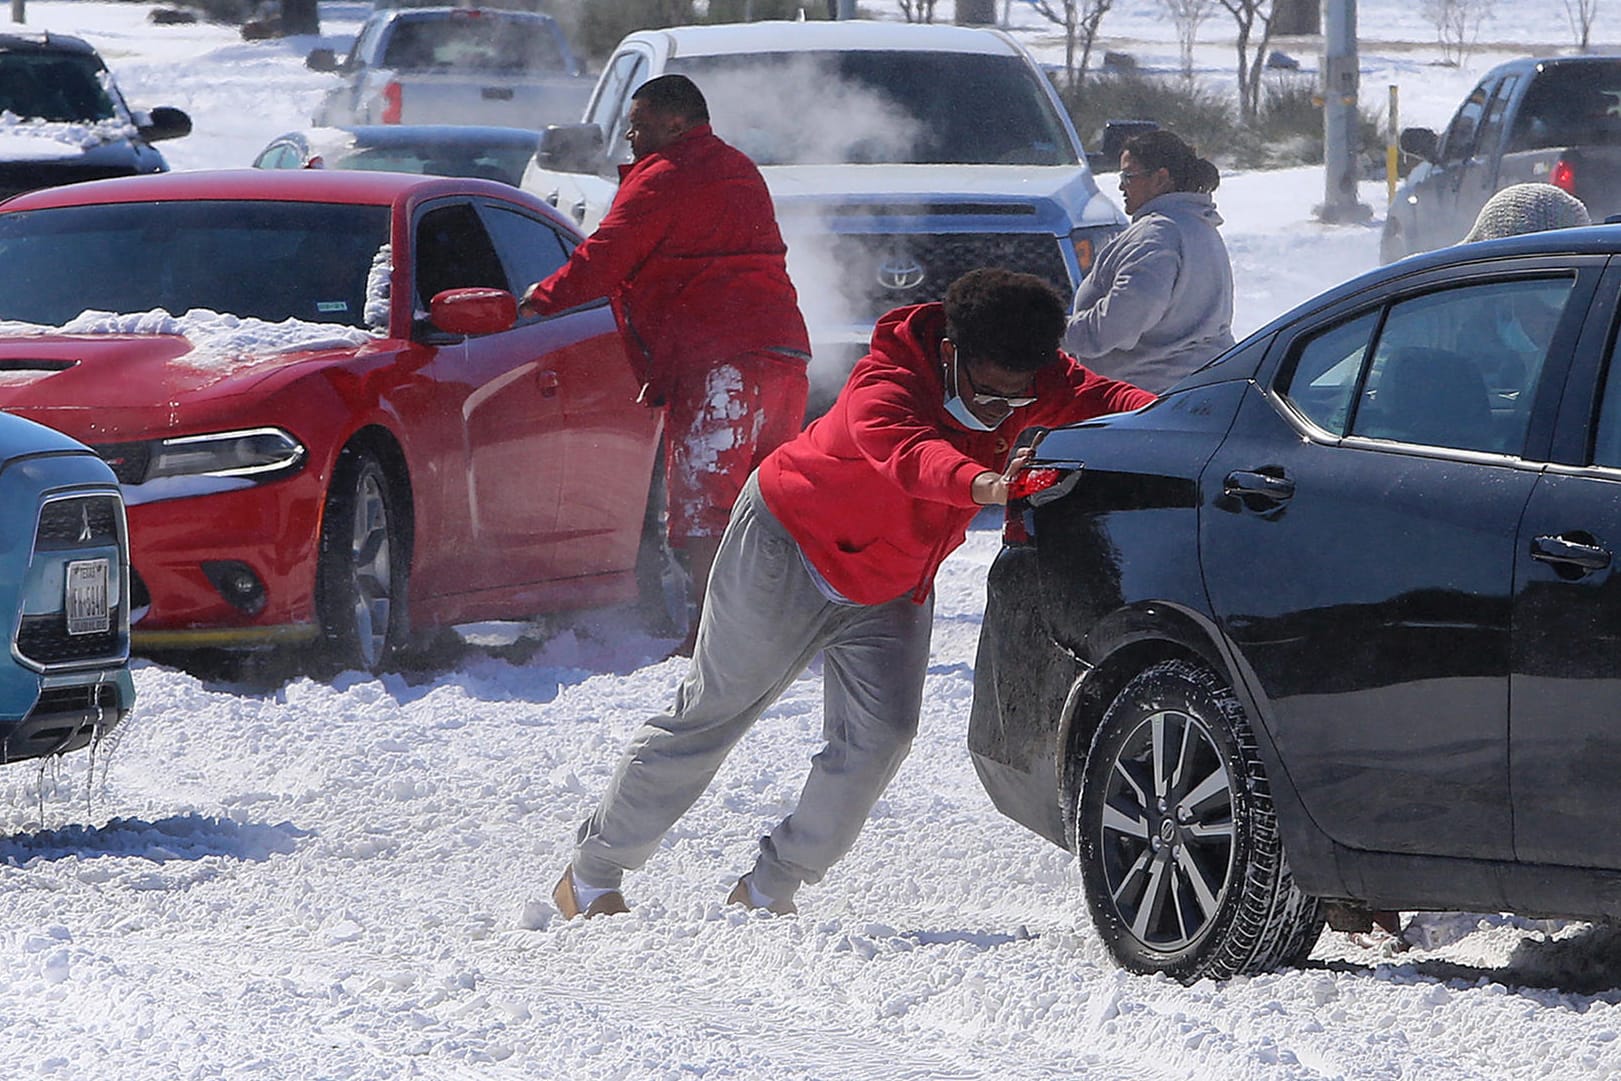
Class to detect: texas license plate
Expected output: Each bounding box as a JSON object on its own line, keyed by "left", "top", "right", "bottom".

{"left": 65, "top": 559, "right": 111, "bottom": 636}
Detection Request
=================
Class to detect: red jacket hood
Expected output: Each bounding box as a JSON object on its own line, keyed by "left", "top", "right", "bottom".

{"left": 758, "top": 303, "right": 1154, "bottom": 605}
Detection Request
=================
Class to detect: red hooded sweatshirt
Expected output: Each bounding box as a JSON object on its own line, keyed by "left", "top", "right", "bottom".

{"left": 526, "top": 124, "right": 809, "bottom": 401}
{"left": 757, "top": 303, "right": 1156, "bottom": 606}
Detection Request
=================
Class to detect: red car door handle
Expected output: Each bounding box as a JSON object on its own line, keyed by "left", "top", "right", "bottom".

{"left": 538, "top": 369, "right": 560, "bottom": 398}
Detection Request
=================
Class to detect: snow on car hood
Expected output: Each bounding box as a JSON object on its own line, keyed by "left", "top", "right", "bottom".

{"left": 0, "top": 112, "right": 140, "bottom": 158}
{"left": 0, "top": 308, "right": 376, "bottom": 369}
{"left": 0, "top": 309, "right": 382, "bottom": 434}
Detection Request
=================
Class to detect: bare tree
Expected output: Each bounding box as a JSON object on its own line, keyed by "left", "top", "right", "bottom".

{"left": 897, "top": 0, "right": 939, "bottom": 21}
{"left": 1217, "top": 0, "right": 1277, "bottom": 123}
{"left": 1162, "top": 0, "right": 1218, "bottom": 79}
{"left": 1418, "top": 0, "right": 1495, "bottom": 67}
{"left": 1027, "top": 0, "right": 1115, "bottom": 90}
{"left": 1563, "top": 0, "right": 1599, "bottom": 51}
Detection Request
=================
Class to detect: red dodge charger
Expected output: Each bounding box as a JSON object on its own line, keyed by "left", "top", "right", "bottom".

{"left": 0, "top": 170, "right": 661, "bottom": 671}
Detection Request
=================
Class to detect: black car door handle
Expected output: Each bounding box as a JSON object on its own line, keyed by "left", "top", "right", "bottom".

{"left": 1530, "top": 535, "right": 1612, "bottom": 571}
{"left": 1224, "top": 470, "right": 1295, "bottom": 502}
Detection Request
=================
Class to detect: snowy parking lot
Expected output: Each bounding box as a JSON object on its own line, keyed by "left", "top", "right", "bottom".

{"left": 4, "top": 1, "right": 1621, "bottom": 1078}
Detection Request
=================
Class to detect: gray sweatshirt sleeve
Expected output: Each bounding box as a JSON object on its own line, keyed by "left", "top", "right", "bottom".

{"left": 1065, "top": 220, "right": 1183, "bottom": 359}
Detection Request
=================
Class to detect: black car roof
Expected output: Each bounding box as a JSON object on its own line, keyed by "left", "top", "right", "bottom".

{"left": 0, "top": 32, "right": 98, "bottom": 57}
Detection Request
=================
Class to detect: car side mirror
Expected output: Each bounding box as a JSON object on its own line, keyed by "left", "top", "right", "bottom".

{"left": 138, "top": 106, "right": 192, "bottom": 143}
{"left": 535, "top": 123, "right": 605, "bottom": 174}
{"left": 1399, "top": 127, "right": 1440, "bottom": 162}
{"left": 429, "top": 288, "right": 517, "bottom": 337}
{"left": 306, "top": 47, "right": 340, "bottom": 72}
{"left": 1089, "top": 118, "right": 1160, "bottom": 172}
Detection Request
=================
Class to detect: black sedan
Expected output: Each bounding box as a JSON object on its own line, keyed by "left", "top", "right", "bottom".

{"left": 252, "top": 125, "right": 540, "bottom": 186}
{"left": 971, "top": 225, "right": 1621, "bottom": 981}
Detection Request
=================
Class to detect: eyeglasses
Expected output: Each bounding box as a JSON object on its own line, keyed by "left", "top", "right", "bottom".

{"left": 1118, "top": 170, "right": 1153, "bottom": 181}
{"left": 958, "top": 354, "right": 1038, "bottom": 409}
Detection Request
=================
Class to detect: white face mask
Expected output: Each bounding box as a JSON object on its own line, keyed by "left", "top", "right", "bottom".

{"left": 945, "top": 389, "right": 1005, "bottom": 431}
{"left": 943, "top": 351, "right": 1009, "bottom": 431}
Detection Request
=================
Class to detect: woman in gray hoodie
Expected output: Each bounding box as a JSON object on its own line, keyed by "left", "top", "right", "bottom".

{"left": 1065, "top": 129, "right": 1234, "bottom": 393}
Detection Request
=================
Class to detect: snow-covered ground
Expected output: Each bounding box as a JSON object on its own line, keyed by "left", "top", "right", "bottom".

{"left": 3, "top": 1, "right": 1621, "bottom": 1078}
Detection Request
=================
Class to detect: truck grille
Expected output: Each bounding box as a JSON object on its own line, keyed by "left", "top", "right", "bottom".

{"left": 17, "top": 613, "right": 122, "bottom": 665}
{"left": 826, "top": 232, "right": 1072, "bottom": 322}
{"left": 34, "top": 495, "right": 121, "bottom": 550}
{"left": 17, "top": 493, "right": 127, "bottom": 669}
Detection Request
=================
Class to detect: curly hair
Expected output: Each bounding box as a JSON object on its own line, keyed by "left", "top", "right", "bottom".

{"left": 943, "top": 268, "right": 1067, "bottom": 373}
{"left": 1123, "top": 129, "right": 1220, "bottom": 194}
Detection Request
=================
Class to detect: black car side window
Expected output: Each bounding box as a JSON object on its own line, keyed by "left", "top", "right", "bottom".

{"left": 1589, "top": 334, "right": 1621, "bottom": 468}
{"left": 1439, "top": 80, "right": 1490, "bottom": 163}
{"left": 1354, "top": 277, "right": 1574, "bottom": 454}
{"left": 479, "top": 203, "right": 570, "bottom": 301}
{"left": 414, "top": 202, "right": 507, "bottom": 309}
{"left": 1279, "top": 310, "right": 1380, "bottom": 435}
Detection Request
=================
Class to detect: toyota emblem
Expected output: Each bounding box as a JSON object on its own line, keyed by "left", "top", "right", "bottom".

{"left": 877, "top": 258, "right": 926, "bottom": 291}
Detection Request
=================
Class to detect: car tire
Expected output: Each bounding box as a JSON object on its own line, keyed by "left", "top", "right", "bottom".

{"left": 315, "top": 446, "right": 409, "bottom": 673}
{"left": 1076, "top": 659, "right": 1322, "bottom": 981}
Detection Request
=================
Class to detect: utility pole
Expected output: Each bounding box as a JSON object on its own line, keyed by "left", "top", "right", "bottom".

{"left": 1317, "top": 0, "right": 1371, "bottom": 223}
{"left": 11, "top": 0, "right": 22, "bottom": 23}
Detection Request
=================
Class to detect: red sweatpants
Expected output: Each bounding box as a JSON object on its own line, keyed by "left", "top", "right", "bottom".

{"left": 663, "top": 351, "right": 808, "bottom": 547}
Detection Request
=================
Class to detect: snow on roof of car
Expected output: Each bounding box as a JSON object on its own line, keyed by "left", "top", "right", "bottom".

{"left": 644, "top": 20, "right": 1022, "bottom": 59}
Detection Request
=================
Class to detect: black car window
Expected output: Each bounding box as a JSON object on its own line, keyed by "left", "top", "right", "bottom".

{"left": 1506, "top": 60, "right": 1621, "bottom": 151}
{"left": 1587, "top": 333, "right": 1621, "bottom": 468}
{"left": 1279, "top": 310, "right": 1380, "bottom": 434}
{"left": 1354, "top": 277, "right": 1575, "bottom": 454}
{"left": 0, "top": 200, "right": 389, "bottom": 328}
{"left": 478, "top": 203, "right": 570, "bottom": 300}
{"left": 414, "top": 202, "right": 507, "bottom": 308}
{"left": 0, "top": 52, "right": 117, "bottom": 123}
{"left": 1439, "top": 80, "right": 1490, "bottom": 163}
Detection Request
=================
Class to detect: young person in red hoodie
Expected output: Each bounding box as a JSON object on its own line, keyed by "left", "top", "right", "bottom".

{"left": 522, "top": 74, "right": 810, "bottom": 655}
{"left": 553, "top": 268, "right": 1155, "bottom": 919}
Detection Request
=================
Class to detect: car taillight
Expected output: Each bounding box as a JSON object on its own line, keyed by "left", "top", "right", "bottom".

{"left": 382, "top": 82, "right": 403, "bottom": 124}
{"left": 1003, "top": 465, "right": 1076, "bottom": 546}
{"left": 1550, "top": 156, "right": 1577, "bottom": 194}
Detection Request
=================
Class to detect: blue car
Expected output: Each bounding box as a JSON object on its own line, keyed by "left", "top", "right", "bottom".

{"left": 0, "top": 412, "right": 133, "bottom": 763}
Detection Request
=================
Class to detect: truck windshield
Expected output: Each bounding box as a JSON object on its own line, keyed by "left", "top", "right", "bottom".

{"left": 0, "top": 52, "right": 118, "bottom": 123}
{"left": 1508, "top": 61, "right": 1621, "bottom": 150}
{"left": 668, "top": 50, "right": 1079, "bottom": 167}
{"left": 0, "top": 200, "right": 391, "bottom": 329}
{"left": 382, "top": 14, "right": 568, "bottom": 74}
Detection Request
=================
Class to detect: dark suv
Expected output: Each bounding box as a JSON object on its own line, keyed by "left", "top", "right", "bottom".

{"left": 972, "top": 224, "right": 1621, "bottom": 981}
{"left": 0, "top": 32, "right": 189, "bottom": 201}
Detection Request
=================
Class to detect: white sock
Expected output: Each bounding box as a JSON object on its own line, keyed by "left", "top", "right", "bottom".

{"left": 571, "top": 869, "right": 618, "bottom": 907}
{"left": 744, "top": 875, "right": 778, "bottom": 908}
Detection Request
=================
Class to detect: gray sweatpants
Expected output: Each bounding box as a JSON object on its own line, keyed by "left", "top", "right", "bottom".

{"left": 572, "top": 473, "right": 934, "bottom": 903}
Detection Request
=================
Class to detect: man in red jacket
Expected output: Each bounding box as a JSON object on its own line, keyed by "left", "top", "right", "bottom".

{"left": 553, "top": 268, "right": 1155, "bottom": 920}
{"left": 523, "top": 74, "right": 810, "bottom": 653}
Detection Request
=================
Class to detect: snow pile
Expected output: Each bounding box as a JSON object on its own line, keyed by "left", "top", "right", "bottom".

{"left": 0, "top": 113, "right": 137, "bottom": 159}
{"left": 0, "top": 308, "right": 378, "bottom": 368}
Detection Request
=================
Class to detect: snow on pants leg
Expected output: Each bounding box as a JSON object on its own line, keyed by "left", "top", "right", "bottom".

{"left": 571, "top": 474, "right": 931, "bottom": 900}
{"left": 662, "top": 351, "right": 808, "bottom": 549}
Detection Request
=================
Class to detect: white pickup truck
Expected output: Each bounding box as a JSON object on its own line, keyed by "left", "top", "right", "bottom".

{"left": 307, "top": 7, "right": 594, "bottom": 130}
{"left": 521, "top": 20, "right": 1127, "bottom": 411}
